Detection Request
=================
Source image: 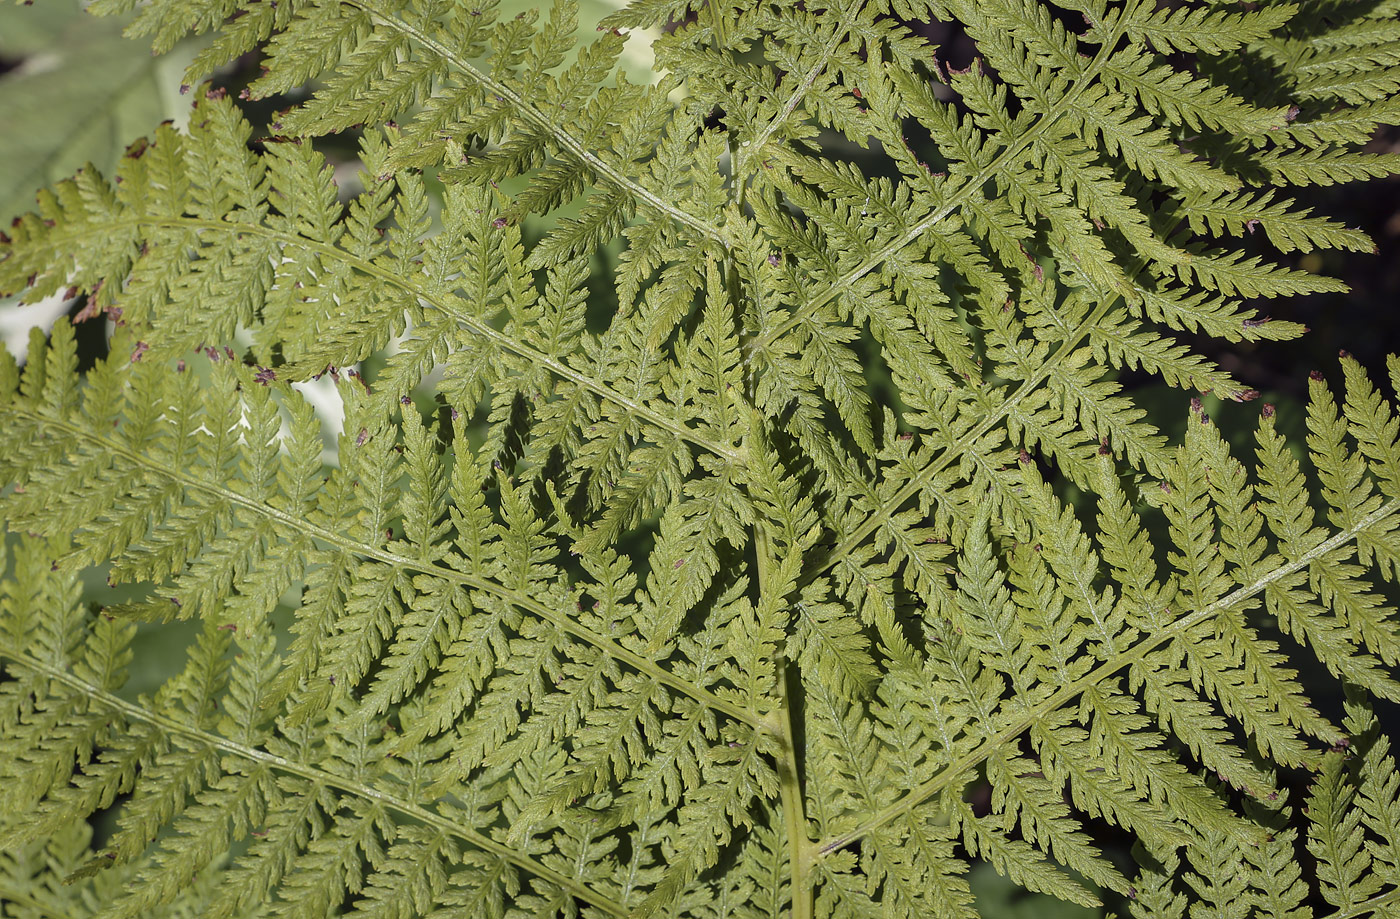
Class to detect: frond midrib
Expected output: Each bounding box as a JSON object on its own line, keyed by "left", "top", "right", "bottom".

{"left": 815, "top": 495, "right": 1400, "bottom": 858}
{"left": 12, "top": 405, "right": 771, "bottom": 735}
{"left": 750, "top": 1, "right": 1137, "bottom": 352}
{"left": 340, "top": 0, "right": 729, "bottom": 248}
{"left": 20, "top": 214, "right": 742, "bottom": 463}
{"left": 0, "top": 645, "right": 632, "bottom": 918}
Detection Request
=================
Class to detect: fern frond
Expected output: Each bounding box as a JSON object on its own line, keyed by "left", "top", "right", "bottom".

{"left": 5, "top": 0, "right": 1400, "bottom": 915}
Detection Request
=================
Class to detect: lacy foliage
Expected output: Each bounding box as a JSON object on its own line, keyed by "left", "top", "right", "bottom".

{"left": 3, "top": 0, "right": 1400, "bottom": 917}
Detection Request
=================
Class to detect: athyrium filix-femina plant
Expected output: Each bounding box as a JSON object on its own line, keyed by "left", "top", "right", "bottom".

{"left": 3, "top": 0, "right": 1400, "bottom": 917}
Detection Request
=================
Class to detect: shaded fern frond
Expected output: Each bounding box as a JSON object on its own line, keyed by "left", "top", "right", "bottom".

{"left": 3, "top": 0, "right": 1400, "bottom": 916}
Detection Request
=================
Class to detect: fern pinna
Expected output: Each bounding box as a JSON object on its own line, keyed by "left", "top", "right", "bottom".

{"left": 2, "top": 0, "right": 1400, "bottom": 916}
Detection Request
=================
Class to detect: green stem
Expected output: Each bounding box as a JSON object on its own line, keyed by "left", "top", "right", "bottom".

{"left": 1328, "top": 886, "right": 1400, "bottom": 919}
{"left": 776, "top": 653, "right": 815, "bottom": 919}
{"left": 755, "top": 521, "right": 816, "bottom": 918}
{"left": 706, "top": 0, "right": 730, "bottom": 50}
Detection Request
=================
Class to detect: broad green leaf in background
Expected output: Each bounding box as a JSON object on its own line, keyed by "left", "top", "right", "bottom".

{"left": 0, "top": 1, "right": 196, "bottom": 222}
{"left": 0, "top": 1, "right": 196, "bottom": 361}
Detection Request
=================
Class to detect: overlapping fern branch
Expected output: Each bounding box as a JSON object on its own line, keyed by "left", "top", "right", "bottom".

{"left": 3, "top": 0, "right": 1400, "bottom": 916}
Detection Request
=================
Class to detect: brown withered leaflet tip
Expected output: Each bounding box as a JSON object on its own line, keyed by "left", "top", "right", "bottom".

{"left": 74, "top": 300, "right": 100, "bottom": 323}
